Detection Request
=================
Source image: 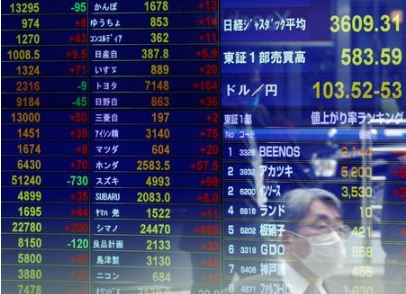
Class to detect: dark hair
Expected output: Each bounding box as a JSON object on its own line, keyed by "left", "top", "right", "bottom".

{"left": 282, "top": 188, "right": 342, "bottom": 232}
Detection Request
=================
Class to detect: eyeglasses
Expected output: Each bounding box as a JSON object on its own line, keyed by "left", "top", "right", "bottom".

{"left": 300, "top": 223, "right": 351, "bottom": 239}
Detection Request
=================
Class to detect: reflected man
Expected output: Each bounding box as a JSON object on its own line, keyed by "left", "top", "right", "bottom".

{"left": 226, "top": 188, "right": 349, "bottom": 294}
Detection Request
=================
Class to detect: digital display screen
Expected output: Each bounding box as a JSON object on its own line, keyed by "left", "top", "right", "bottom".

{"left": 1, "top": 0, "right": 405, "bottom": 293}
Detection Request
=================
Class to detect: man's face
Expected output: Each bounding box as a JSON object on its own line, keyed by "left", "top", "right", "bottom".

{"left": 287, "top": 199, "right": 343, "bottom": 259}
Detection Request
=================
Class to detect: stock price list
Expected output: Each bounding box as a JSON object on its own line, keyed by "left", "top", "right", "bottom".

{"left": 2, "top": 1, "right": 221, "bottom": 294}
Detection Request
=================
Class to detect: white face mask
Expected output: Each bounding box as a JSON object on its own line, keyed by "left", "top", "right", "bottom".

{"left": 291, "top": 231, "right": 346, "bottom": 278}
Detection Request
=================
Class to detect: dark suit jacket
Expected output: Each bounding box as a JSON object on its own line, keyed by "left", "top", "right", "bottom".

{"left": 222, "top": 275, "right": 347, "bottom": 294}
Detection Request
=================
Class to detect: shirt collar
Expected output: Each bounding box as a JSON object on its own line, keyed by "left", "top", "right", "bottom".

{"left": 282, "top": 261, "right": 326, "bottom": 294}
